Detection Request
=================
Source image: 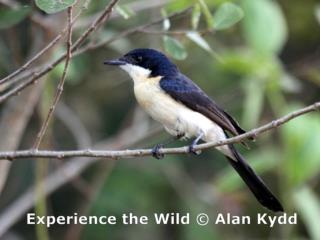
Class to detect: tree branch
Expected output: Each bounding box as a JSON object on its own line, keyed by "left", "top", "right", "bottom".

{"left": 0, "top": 0, "right": 120, "bottom": 104}
{"left": 33, "top": 6, "right": 73, "bottom": 149}
{"left": 75, "top": 6, "right": 192, "bottom": 55}
{"left": 0, "top": 108, "right": 161, "bottom": 237}
{"left": 0, "top": 6, "right": 191, "bottom": 104}
{"left": 0, "top": 0, "right": 88, "bottom": 85}
{"left": 0, "top": 102, "right": 318, "bottom": 160}
{"left": 0, "top": 0, "right": 180, "bottom": 92}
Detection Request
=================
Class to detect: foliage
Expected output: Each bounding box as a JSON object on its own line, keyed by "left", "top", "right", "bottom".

{"left": 242, "top": 0, "right": 288, "bottom": 54}
{"left": 35, "top": 0, "right": 76, "bottom": 14}
{"left": 212, "top": 2, "right": 244, "bottom": 30}
{"left": 163, "top": 35, "right": 188, "bottom": 60}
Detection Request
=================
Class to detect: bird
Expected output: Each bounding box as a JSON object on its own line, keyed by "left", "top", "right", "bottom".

{"left": 104, "top": 48, "right": 283, "bottom": 212}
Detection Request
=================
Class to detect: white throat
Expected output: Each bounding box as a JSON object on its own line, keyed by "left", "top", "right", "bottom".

{"left": 120, "top": 64, "right": 151, "bottom": 84}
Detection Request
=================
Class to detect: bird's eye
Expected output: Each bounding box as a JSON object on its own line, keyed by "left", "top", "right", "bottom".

{"left": 137, "top": 56, "right": 143, "bottom": 62}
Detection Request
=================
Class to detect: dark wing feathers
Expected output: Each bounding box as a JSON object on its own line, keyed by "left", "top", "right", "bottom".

{"left": 159, "top": 73, "right": 246, "bottom": 137}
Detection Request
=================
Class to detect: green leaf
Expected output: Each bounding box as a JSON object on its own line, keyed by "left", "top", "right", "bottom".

{"left": 186, "top": 31, "right": 212, "bottom": 52}
{"left": 115, "top": 5, "right": 135, "bottom": 20}
{"left": 166, "top": 0, "right": 191, "bottom": 13}
{"left": 186, "top": 31, "right": 223, "bottom": 62}
{"left": 197, "top": 0, "right": 214, "bottom": 29}
{"left": 213, "top": 2, "right": 244, "bottom": 30}
{"left": 35, "top": 0, "right": 76, "bottom": 14}
{"left": 0, "top": 6, "right": 31, "bottom": 29}
{"left": 293, "top": 187, "right": 320, "bottom": 240}
{"left": 186, "top": 32, "right": 223, "bottom": 62}
{"left": 191, "top": 3, "right": 201, "bottom": 30}
{"left": 242, "top": 0, "right": 288, "bottom": 54}
{"left": 186, "top": 31, "right": 223, "bottom": 63}
{"left": 163, "top": 36, "right": 187, "bottom": 60}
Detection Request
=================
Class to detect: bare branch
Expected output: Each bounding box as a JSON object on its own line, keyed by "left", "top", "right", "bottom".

{"left": 0, "top": 6, "right": 190, "bottom": 104}
{"left": 0, "top": 102, "right": 318, "bottom": 160}
{"left": 75, "top": 0, "right": 171, "bottom": 29}
{"left": 0, "top": 108, "right": 161, "bottom": 237}
{"left": 0, "top": 0, "right": 120, "bottom": 104}
{"left": 0, "top": 0, "right": 173, "bottom": 91}
{"left": 75, "top": 7, "right": 192, "bottom": 55}
{"left": 33, "top": 6, "right": 73, "bottom": 149}
{"left": 0, "top": 0, "right": 88, "bottom": 85}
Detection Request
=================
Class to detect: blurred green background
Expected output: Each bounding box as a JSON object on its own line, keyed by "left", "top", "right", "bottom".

{"left": 0, "top": 0, "right": 319, "bottom": 239}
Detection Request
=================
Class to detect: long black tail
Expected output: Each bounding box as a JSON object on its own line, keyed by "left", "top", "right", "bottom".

{"left": 226, "top": 144, "right": 284, "bottom": 212}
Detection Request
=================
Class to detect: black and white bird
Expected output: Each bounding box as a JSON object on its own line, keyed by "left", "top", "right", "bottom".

{"left": 104, "top": 48, "right": 283, "bottom": 212}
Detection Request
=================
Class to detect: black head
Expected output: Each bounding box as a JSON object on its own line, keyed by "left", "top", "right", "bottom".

{"left": 104, "top": 48, "right": 178, "bottom": 77}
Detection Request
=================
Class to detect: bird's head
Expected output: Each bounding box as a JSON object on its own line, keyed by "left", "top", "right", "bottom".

{"left": 104, "top": 48, "right": 178, "bottom": 81}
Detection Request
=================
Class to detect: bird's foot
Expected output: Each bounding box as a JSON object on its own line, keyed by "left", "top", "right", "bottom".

{"left": 152, "top": 144, "right": 164, "bottom": 160}
{"left": 176, "top": 133, "right": 185, "bottom": 140}
{"left": 188, "top": 145, "right": 201, "bottom": 155}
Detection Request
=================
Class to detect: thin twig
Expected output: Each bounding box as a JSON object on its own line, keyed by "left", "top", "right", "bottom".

{"left": 0, "top": 66, "right": 41, "bottom": 93}
{"left": 0, "top": 0, "right": 88, "bottom": 85}
{"left": 0, "top": 24, "right": 63, "bottom": 85}
{"left": 0, "top": 109, "right": 161, "bottom": 237}
{"left": 75, "top": 7, "right": 192, "bottom": 55}
{"left": 74, "top": 0, "right": 170, "bottom": 29}
{"left": 33, "top": 7, "right": 73, "bottom": 149}
{"left": 0, "top": 0, "right": 120, "bottom": 105}
{"left": 0, "top": 6, "right": 191, "bottom": 103}
{"left": 6, "top": 7, "right": 191, "bottom": 93}
{"left": 0, "top": 102, "right": 318, "bottom": 160}
{"left": 138, "top": 28, "right": 212, "bottom": 35}
{"left": 0, "top": 0, "right": 173, "bottom": 91}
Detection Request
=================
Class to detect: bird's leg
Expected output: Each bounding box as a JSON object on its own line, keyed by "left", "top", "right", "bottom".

{"left": 188, "top": 132, "right": 204, "bottom": 155}
{"left": 152, "top": 143, "right": 165, "bottom": 159}
{"left": 152, "top": 132, "right": 185, "bottom": 160}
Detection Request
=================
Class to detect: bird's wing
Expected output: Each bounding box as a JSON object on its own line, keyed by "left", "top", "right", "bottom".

{"left": 159, "top": 73, "right": 247, "bottom": 137}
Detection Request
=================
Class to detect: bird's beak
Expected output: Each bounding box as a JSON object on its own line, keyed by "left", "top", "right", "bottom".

{"left": 104, "top": 58, "right": 127, "bottom": 66}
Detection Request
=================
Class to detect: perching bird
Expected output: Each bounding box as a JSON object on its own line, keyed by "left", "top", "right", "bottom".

{"left": 104, "top": 48, "right": 283, "bottom": 212}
